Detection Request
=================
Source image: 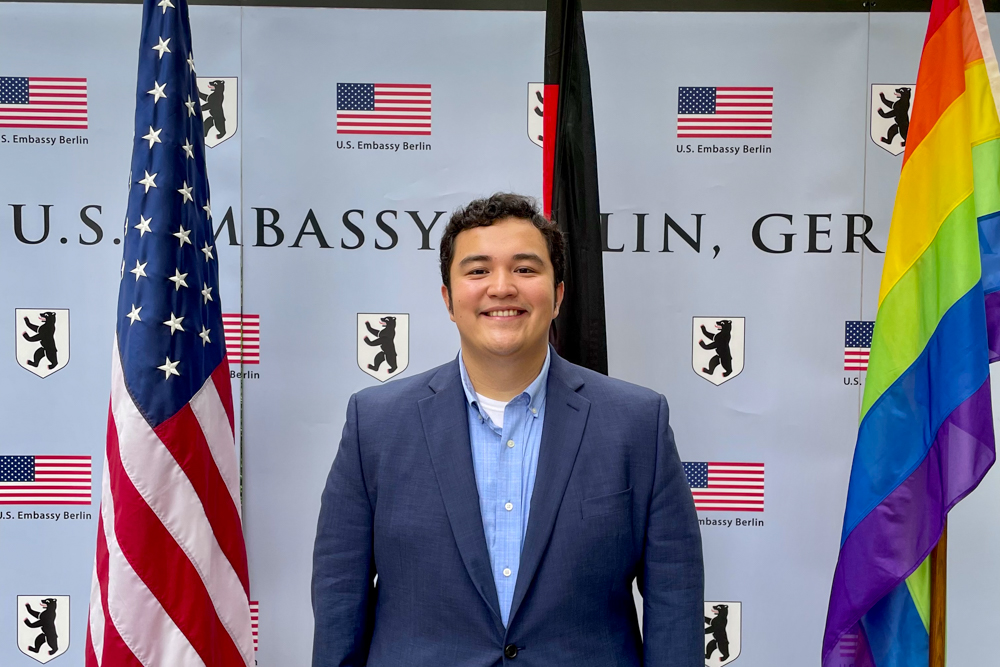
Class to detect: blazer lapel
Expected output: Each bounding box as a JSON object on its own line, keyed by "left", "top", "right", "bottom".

{"left": 418, "top": 362, "right": 504, "bottom": 632}
{"left": 508, "top": 356, "right": 590, "bottom": 625}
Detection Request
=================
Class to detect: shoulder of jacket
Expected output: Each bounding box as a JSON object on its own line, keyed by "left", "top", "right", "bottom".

{"left": 351, "top": 360, "right": 449, "bottom": 410}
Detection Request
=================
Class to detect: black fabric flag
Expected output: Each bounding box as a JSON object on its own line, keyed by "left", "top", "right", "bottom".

{"left": 543, "top": 0, "right": 608, "bottom": 375}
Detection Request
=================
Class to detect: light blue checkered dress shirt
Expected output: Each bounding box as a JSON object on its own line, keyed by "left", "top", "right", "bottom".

{"left": 458, "top": 349, "right": 551, "bottom": 627}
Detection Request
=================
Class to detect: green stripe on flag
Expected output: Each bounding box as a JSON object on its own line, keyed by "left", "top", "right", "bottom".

{"left": 862, "top": 195, "right": 983, "bottom": 418}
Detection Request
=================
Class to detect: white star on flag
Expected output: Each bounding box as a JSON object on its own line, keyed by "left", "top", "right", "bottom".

{"left": 163, "top": 313, "right": 185, "bottom": 334}
{"left": 174, "top": 225, "right": 193, "bottom": 247}
{"left": 130, "top": 260, "right": 148, "bottom": 281}
{"left": 148, "top": 81, "right": 167, "bottom": 103}
{"left": 138, "top": 171, "right": 157, "bottom": 192}
{"left": 169, "top": 268, "right": 189, "bottom": 291}
{"left": 178, "top": 181, "right": 194, "bottom": 204}
{"left": 157, "top": 356, "right": 180, "bottom": 378}
{"left": 142, "top": 126, "right": 162, "bottom": 149}
{"left": 135, "top": 215, "right": 153, "bottom": 236}
{"left": 152, "top": 36, "right": 171, "bottom": 58}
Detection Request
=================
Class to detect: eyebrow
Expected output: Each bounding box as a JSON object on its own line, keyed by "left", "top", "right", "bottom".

{"left": 458, "top": 254, "right": 492, "bottom": 266}
{"left": 457, "top": 252, "right": 545, "bottom": 267}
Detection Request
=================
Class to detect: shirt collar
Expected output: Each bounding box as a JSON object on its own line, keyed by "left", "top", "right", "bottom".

{"left": 458, "top": 347, "right": 551, "bottom": 419}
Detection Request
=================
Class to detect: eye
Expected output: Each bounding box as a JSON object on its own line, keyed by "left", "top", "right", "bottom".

{"left": 467, "top": 268, "right": 487, "bottom": 275}
{"left": 515, "top": 266, "right": 537, "bottom": 274}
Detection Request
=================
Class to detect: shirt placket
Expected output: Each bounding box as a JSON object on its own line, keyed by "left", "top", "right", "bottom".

{"left": 497, "top": 396, "right": 527, "bottom": 624}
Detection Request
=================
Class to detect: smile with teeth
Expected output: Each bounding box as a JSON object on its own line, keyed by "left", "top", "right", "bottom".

{"left": 484, "top": 309, "right": 525, "bottom": 318}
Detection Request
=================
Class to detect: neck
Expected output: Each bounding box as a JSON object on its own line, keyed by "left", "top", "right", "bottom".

{"left": 462, "top": 344, "right": 548, "bottom": 402}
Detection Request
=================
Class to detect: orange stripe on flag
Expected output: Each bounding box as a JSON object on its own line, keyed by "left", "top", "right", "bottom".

{"left": 905, "top": 8, "right": 967, "bottom": 165}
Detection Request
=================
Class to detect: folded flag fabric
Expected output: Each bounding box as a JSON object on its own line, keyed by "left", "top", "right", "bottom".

{"left": 822, "top": 1, "right": 1000, "bottom": 666}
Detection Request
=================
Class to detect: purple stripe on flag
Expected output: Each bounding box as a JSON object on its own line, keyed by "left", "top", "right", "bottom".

{"left": 822, "top": 378, "right": 995, "bottom": 666}
{"left": 986, "top": 290, "right": 1000, "bottom": 363}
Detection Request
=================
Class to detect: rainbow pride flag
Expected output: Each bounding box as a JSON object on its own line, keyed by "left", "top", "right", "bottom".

{"left": 823, "top": 1, "right": 1000, "bottom": 665}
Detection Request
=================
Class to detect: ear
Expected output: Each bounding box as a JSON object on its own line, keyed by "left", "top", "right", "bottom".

{"left": 552, "top": 281, "right": 565, "bottom": 319}
{"left": 441, "top": 284, "right": 456, "bottom": 321}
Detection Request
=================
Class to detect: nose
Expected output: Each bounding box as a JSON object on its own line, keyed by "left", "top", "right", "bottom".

{"left": 486, "top": 271, "right": 517, "bottom": 298}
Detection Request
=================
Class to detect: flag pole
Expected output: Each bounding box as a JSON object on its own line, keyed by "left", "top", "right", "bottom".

{"left": 929, "top": 520, "right": 947, "bottom": 667}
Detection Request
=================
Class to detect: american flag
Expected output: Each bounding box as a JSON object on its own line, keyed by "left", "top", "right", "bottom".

{"left": 677, "top": 86, "right": 773, "bottom": 138}
{"left": 683, "top": 462, "right": 764, "bottom": 512}
{"left": 0, "top": 77, "right": 88, "bottom": 129}
{"left": 844, "top": 320, "right": 875, "bottom": 371}
{"left": 223, "top": 313, "right": 260, "bottom": 364}
{"left": 0, "top": 455, "right": 91, "bottom": 504}
{"left": 86, "top": 1, "right": 252, "bottom": 665}
{"left": 336, "top": 83, "right": 431, "bottom": 135}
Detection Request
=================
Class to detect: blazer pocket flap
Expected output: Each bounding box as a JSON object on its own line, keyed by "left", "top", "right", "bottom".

{"left": 581, "top": 487, "right": 632, "bottom": 519}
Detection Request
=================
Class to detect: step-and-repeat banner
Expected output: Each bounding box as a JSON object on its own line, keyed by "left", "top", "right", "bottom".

{"left": 3, "top": 5, "right": 1000, "bottom": 666}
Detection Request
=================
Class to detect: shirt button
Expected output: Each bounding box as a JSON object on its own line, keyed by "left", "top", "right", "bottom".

{"left": 503, "top": 567, "right": 512, "bottom": 577}
{"left": 505, "top": 502, "right": 513, "bottom": 511}
{"left": 531, "top": 407, "right": 537, "bottom": 415}
{"left": 507, "top": 439, "right": 515, "bottom": 448}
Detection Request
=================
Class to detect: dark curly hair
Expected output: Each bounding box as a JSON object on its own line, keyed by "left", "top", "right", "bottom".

{"left": 439, "top": 193, "right": 566, "bottom": 295}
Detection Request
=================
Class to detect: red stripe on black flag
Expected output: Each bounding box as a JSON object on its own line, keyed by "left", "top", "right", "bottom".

{"left": 543, "top": 0, "right": 608, "bottom": 374}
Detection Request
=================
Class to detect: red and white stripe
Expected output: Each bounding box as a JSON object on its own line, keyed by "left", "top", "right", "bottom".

{"left": 691, "top": 462, "right": 765, "bottom": 512}
{"left": 86, "top": 337, "right": 252, "bottom": 666}
{"left": 0, "top": 455, "right": 91, "bottom": 504}
{"left": 0, "top": 77, "right": 88, "bottom": 129}
{"left": 844, "top": 348, "right": 870, "bottom": 371}
{"left": 336, "top": 83, "right": 431, "bottom": 135}
{"left": 677, "top": 86, "right": 773, "bottom": 138}
{"left": 223, "top": 313, "right": 260, "bottom": 365}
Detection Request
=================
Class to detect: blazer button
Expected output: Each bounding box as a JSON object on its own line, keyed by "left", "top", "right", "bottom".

{"left": 504, "top": 644, "right": 518, "bottom": 659}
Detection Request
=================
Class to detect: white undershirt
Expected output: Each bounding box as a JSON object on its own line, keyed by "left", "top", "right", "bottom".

{"left": 475, "top": 392, "right": 509, "bottom": 428}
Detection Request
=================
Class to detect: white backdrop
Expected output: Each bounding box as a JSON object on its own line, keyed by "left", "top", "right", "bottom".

{"left": 1, "top": 5, "right": 999, "bottom": 665}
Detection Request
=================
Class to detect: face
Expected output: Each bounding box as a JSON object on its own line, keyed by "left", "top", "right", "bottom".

{"left": 442, "top": 217, "right": 564, "bottom": 362}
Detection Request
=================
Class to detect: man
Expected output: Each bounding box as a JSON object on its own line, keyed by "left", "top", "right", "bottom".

{"left": 312, "top": 193, "right": 703, "bottom": 666}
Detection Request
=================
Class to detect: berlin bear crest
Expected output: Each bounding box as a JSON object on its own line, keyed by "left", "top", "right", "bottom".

{"left": 196, "top": 77, "right": 239, "bottom": 148}
{"left": 692, "top": 317, "right": 745, "bottom": 385}
{"left": 704, "top": 600, "right": 742, "bottom": 666}
{"left": 870, "top": 83, "right": 915, "bottom": 156}
{"left": 357, "top": 313, "right": 409, "bottom": 382}
{"left": 17, "top": 595, "right": 70, "bottom": 663}
{"left": 15, "top": 309, "right": 70, "bottom": 379}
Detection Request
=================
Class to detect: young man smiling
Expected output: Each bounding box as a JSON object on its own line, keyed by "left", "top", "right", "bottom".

{"left": 312, "top": 193, "right": 703, "bottom": 667}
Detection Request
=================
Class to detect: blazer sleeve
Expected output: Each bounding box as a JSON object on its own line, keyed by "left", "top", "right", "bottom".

{"left": 640, "top": 394, "right": 704, "bottom": 667}
{"left": 312, "top": 394, "right": 377, "bottom": 667}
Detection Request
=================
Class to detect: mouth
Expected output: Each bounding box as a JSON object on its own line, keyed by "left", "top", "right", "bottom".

{"left": 482, "top": 308, "right": 527, "bottom": 319}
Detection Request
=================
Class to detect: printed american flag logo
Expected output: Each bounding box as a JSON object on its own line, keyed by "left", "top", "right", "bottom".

{"left": 840, "top": 631, "right": 859, "bottom": 659}
{"left": 844, "top": 320, "right": 874, "bottom": 371}
{"left": 0, "top": 455, "right": 91, "bottom": 504}
{"left": 336, "top": 83, "right": 431, "bottom": 135}
{"left": 250, "top": 601, "right": 259, "bottom": 651}
{"left": 0, "top": 77, "right": 88, "bottom": 129}
{"left": 677, "top": 86, "right": 773, "bottom": 138}
{"left": 683, "top": 462, "right": 764, "bottom": 512}
{"left": 223, "top": 313, "right": 260, "bottom": 364}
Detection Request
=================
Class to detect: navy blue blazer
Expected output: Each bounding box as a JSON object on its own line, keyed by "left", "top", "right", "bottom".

{"left": 312, "top": 352, "right": 703, "bottom": 666}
